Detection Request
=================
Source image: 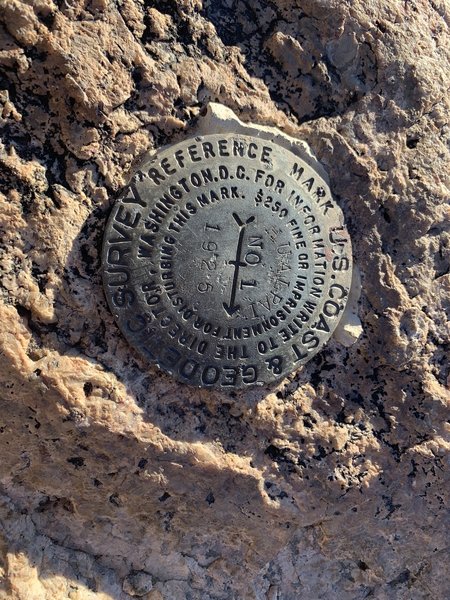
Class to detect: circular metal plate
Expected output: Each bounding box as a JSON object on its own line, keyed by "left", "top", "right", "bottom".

{"left": 102, "top": 133, "right": 352, "bottom": 389}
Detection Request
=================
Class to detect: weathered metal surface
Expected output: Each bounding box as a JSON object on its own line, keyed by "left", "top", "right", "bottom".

{"left": 102, "top": 133, "right": 352, "bottom": 388}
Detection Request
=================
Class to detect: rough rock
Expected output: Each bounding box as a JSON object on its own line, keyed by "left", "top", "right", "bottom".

{"left": 0, "top": 1, "right": 449, "bottom": 599}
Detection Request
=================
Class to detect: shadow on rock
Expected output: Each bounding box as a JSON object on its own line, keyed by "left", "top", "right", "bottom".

{"left": 202, "top": 0, "right": 378, "bottom": 123}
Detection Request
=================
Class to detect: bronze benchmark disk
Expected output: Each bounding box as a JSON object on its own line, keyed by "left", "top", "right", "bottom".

{"left": 102, "top": 133, "right": 352, "bottom": 389}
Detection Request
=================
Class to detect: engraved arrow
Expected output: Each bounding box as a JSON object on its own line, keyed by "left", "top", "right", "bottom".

{"left": 223, "top": 213, "right": 255, "bottom": 317}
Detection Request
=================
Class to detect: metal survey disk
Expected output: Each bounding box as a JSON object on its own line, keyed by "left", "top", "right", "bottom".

{"left": 102, "top": 125, "right": 352, "bottom": 389}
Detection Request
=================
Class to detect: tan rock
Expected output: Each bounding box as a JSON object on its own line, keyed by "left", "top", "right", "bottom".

{"left": 0, "top": 0, "right": 449, "bottom": 599}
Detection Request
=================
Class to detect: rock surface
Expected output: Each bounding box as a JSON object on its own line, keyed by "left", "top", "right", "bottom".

{"left": 0, "top": 0, "right": 449, "bottom": 599}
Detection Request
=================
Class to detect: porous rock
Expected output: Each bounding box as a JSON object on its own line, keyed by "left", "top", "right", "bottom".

{"left": 0, "top": 1, "right": 449, "bottom": 599}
